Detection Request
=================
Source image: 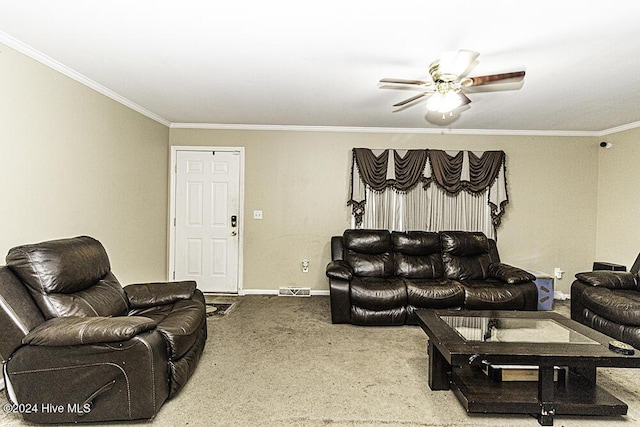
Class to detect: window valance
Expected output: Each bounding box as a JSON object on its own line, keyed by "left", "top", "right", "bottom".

{"left": 349, "top": 148, "right": 509, "bottom": 230}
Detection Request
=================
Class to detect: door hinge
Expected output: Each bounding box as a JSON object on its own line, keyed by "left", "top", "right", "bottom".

{"left": 173, "top": 218, "right": 176, "bottom": 226}
{"left": 172, "top": 271, "right": 175, "bottom": 280}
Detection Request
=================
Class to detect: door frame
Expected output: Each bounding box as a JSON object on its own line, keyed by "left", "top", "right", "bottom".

{"left": 168, "top": 146, "right": 245, "bottom": 294}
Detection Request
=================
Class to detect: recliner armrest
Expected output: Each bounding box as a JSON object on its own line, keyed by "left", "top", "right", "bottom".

{"left": 326, "top": 260, "right": 353, "bottom": 281}
{"left": 124, "top": 281, "right": 197, "bottom": 308}
{"left": 489, "top": 263, "right": 536, "bottom": 284}
{"left": 22, "top": 316, "right": 157, "bottom": 346}
{"left": 575, "top": 271, "right": 638, "bottom": 289}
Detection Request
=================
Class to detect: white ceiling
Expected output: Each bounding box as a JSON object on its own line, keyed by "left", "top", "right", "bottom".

{"left": 2, "top": 1, "right": 640, "bottom": 134}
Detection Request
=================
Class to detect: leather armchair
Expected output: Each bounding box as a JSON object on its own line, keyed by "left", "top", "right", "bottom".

{"left": 0, "top": 236, "right": 207, "bottom": 424}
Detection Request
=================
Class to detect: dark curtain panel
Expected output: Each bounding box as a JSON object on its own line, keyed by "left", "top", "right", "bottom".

{"left": 428, "top": 150, "right": 505, "bottom": 194}
{"left": 352, "top": 148, "right": 389, "bottom": 191}
{"left": 353, "top": 148, "right": 428, "bottom": 192}
{"left": 392, "top": 149, "right": 429, "bottom": 191}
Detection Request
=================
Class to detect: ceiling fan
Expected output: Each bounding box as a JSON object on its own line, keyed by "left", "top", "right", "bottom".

{"left": 379, "top": 50, "right": 525, "bottom": 116}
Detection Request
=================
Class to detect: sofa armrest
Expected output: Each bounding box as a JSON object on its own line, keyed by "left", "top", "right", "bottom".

{"left": 326, "top": 260, "right": 353, "bottom": 281}
{"left": 489, "top": 263, "right": 536, "bottom": 284}
{"left": 22, "top": 316, "right": 157, "bottom": 346}
{"left": 575, "top": 271, "right": 637, "bottom": 289}
{"left": 124, "top": 281, "right": 197, "bottom": 308}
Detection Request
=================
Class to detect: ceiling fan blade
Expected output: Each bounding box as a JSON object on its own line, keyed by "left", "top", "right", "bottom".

{"left": 380, "top": 78, "right": 430, "bottom": 86}
{"left": 459, "top": 92, "right": 472, "bottom": 105}
{"left": 461, "top": 71, "right": 525, "bottom": 87}
{"left": 438, "top": 50, "right": 480, "bottom": 79}
{"left": 393, "top": 92, "right": 428, "bottom": 107}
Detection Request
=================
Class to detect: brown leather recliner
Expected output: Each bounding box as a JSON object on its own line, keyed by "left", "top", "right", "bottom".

{"left": 0, "top": 236, "right": 207, "bottom": 424}
{"left": 571, "top": 268, "right": 640, "bottom": 349}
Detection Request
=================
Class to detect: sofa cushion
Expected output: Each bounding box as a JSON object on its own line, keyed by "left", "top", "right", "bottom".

{"left": 345, "top": 251, "right": 394, "bottom": 278}
{"left": 581, "top": 287, "right": 640, "bottom": 327}
{"left": 343, "top": 229, "right": 391, "bottom": 254}
{"left": 6, "top": 236, "right": 129, "bottom": 319}
{"left": 405, "top": 279, "right": 465, "bottom": 309}
{"left": 344, "top": 230, "right": 394, "bottom": 278}
{"left": 129, "top": 299, "right": 205, "bottom": 360}
{"left": 32, "top": 272, "right": 130, "bottom": 318}
{"left": 392, "top": 231, "right": 444, "bottom": 279}
{"left": 7, "top": 236, "right": 111, "bottom": 294}
{"left": 125, "top": 281, "right": 197, "bottom": 309}
{"left": 489, "top": 263, "right": 536, "bottom": 284}
{"left": 460, "top": 280, "right": 526, "bottom": 310}
{"left": 23, "top": 316, "right": 157, "bottom": 346}
{"left": 392, "top": 231, "right": 441, "bottom": 256}
{"left": 350, "top": 277, "right": 407, "bottom": 311}
{"left": 350, "top": 306, "right": 406, "bottom": 326}
{"left": 441, "top": 231, "right": 492, "bottom": 280}
{"left": 576, "top": 271, "right": 638, "bottom": 290}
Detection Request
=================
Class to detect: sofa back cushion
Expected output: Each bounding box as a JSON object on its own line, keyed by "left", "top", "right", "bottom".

{"left": 392, "top": 231, "right": 444, "bottom": 279}
{"left": 343, "top": 229, "right": 393, "bottom": 277}
{"left": 440, "top": 231, "right": 492, "bottom": 280}
{"left": 6, "top": 236, "right": 129, "bottom": 319}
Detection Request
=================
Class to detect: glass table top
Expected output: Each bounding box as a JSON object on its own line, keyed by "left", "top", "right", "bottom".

{"left": 440, "top": 316, "right": 599, "bottom": 345}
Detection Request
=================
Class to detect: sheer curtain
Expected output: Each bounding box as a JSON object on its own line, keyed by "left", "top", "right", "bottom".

{"left": 349, "top": 148, "right": 508, "bottom": 239}
{"left": 361, "top": 185, "right": 496, "bottom": 239}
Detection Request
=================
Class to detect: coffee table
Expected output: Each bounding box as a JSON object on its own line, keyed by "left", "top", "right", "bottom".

{"left": 416, "top": 309, "right": 640, "bottom": 426}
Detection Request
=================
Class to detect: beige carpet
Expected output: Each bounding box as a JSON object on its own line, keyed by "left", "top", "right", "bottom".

{"left": 2, "top": 296, "right": 640, "bottom": 426}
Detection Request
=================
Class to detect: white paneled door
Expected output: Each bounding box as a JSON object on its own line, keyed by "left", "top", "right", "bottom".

{"left": 173, "top": 149, "right": 241, "bottom": 293}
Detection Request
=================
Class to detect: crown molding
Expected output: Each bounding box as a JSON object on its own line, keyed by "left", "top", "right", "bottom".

{"left": 170, "top": 122, "right": 601, "bottom": 137}
{"left": 598, "top": 121, "right": 640, "bottom": 137}
{"left": 0, "top": 32, "right": 170, "bottom": 127}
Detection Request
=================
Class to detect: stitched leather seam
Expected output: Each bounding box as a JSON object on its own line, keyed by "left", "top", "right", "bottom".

{"left": 104, "top": 342, "right": 138, "bottom": 351}
{"left": 0, "top": 294, "right": 30, "bottom": 335}
{"left": 14, "top": 249, "right": 60, "bottom": 317}
{"left": 74, "top": 294, "right": 100, "bottom": 316}
{"left": 78, "top": 322, "right": 88, "bottom": 344}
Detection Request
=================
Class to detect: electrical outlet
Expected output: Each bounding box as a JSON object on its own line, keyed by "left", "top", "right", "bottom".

{"left": 301, "top": 259, "right": 309, "bottom": 273}
{"left": 253, "top": 210, "right": 263, "bottom": 220}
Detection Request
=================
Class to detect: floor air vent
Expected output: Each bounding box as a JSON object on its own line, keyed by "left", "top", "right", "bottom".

{"left": 278, "top": 287, "right": 311, "bottom": 297}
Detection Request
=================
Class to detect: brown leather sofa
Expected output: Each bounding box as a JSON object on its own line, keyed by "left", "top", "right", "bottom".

{"left": 326, "top": 229, "right": 538, "bottom": 325}
{"left": 571, "top": 269, "right": 640, "bottom": 349}
{"left": 0, "top": 236, "right": 207, "bottom": 424}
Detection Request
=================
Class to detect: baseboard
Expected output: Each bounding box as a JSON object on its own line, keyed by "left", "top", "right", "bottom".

{"left": 241, "top": 289, "right": 329, "bottom": 296}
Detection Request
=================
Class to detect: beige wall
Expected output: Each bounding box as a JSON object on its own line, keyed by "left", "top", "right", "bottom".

{"left": 0, "top": 43, "right": 170, "bottom": 284}
{"left": 170, "top": 129, "right": 599, "bottom": 294}
{"left": 596, "top": 127, "right": 640, "bottom": 268}
{"left": 5, "top": 37, "right": 625, "bottom": 296}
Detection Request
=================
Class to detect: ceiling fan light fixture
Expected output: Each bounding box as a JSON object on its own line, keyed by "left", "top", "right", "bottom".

{"left": 426, "top": 87, "right": 463, "bottom": 113}
{"left": 380, "top": 49, "right": 525, "bottom": 117}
